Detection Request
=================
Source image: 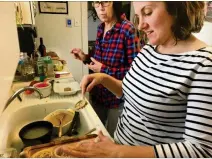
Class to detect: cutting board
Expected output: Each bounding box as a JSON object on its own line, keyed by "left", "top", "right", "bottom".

{"left": 19, "top": 134, "right": 97, "bottom": 158}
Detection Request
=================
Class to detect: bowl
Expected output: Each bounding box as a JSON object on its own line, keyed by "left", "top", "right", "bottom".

{"left": 43, "top": 109, "right": 75, "bottom": 136}
{"left": 19, "top": 121, "right": 53, "bottom": 147}
{"left": 33, "top": 82, "right": 52, "bottom": 98}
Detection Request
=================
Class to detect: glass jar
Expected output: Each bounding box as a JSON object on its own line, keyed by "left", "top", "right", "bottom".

{"left": 21, "top": 53, "right": 35, "bottom": 81}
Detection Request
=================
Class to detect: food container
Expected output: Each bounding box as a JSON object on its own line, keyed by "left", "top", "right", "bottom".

{"left": 33, "top": 82, "right": 52, "bottom": 98}
{"left": 19, "top": 121, "right": 53, "bottom": 147}
{"left": 43, "top": 109, "right": 75, "bottom": 136}
{"left": 53, "top": 60, "right": 63, "bottom": 71}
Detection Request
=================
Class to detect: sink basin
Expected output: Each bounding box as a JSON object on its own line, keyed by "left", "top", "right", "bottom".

{"left": 0, "top": 101, "right": 103, "bottom": 153}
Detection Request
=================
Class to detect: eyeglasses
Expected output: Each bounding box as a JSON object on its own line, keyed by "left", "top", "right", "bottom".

{"left": 92, "top": 1, "right": 110, "bottom": 8}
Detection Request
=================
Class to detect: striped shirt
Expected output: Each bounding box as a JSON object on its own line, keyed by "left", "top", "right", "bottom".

{"left": 114, "top": 44, "right": 212, "bottom": 158}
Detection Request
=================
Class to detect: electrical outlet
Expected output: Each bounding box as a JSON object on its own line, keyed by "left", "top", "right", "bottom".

{"left": 74, "top": 18, "right": 80, "bottom": 27}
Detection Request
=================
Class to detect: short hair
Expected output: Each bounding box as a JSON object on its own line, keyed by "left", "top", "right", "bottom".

{"left": 164, "top": 2, "right": 205, "bottom": 41}
{"left": 91, "top": 1, "right": 124, "bottom": 22}
{"left": 112, "top": 1, "right": 124, "bottom": 22}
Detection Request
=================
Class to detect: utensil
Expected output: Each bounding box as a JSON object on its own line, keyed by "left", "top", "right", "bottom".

{"left": 84, "top": 128, "right": 96, "bottom": 136}
{"left": 74, "top": 95, "right": 87, "bottom": 110}
{"left": 44, "top": 109, "right": 75, "bottom": 136}
{"left": 51, "top": 128, "right": 97, "bottom": 145}
{"left": 19, "top": 121, "right": 53, "bottom": 147}
{"left": 58, "top": 114, "right": 65, "bottom": 138}
{"left": 66, "top": 112, "right": 80, "bottom": 136}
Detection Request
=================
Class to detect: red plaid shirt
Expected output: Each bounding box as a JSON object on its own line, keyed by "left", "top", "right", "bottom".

{"left": 90, "top": 16, "right": 139, "bottom": 109}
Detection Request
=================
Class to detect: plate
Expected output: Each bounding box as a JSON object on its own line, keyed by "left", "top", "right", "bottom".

{"left": 53, "top": 80, "right": 81, "bottom": 95}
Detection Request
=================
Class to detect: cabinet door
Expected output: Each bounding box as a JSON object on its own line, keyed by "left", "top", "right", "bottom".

{"left": 15, "top": 2, "right": 35, "bottom": 25}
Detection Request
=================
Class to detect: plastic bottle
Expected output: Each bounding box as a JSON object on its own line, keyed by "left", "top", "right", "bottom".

{"left": 46, "top": 58, "right": 54, "bottom": 77}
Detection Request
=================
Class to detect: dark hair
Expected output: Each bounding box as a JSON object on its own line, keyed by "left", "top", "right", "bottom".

{"left": 91, "top": 1, "right": 124, "bottom": 22}
{"left": 164, "top": 2, "right": 205, "bottom": 41}
{"left": 112, "top": 1, "right": 124, "bottom": 22}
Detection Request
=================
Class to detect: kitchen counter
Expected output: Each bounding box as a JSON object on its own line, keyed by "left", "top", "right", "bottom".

{"left": 0, "top": 78, "right": 110, "bottom": 152}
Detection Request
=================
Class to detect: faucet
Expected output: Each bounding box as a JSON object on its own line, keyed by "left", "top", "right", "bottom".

{"left": 3, "top": 86, "right": 43, "bottom": 112}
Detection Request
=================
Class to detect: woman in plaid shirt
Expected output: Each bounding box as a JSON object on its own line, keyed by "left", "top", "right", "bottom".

{"left": 70, "top": 1, "right": 140, "bottom": 136}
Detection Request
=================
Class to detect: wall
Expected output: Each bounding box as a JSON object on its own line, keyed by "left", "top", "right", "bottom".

{"left": 35, "top": 2, "right": 88, "bottom": 82}
{"left": 193, "top": 21, "right": 212, "bottom": 46}
{"left": 81, "top": 2, "right": 89, "bottom": 79}
{"left": 0, "top": 2, "right": 20, "bottom": 114}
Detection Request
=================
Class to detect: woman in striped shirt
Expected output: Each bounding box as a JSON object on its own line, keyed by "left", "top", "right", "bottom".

{"left": 63, "top": 2, "right": 212, "bottom": 158}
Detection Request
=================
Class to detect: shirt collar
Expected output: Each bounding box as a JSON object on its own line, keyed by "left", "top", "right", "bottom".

{"left": 98, "top": 13, "right": 126, "bottom": 33}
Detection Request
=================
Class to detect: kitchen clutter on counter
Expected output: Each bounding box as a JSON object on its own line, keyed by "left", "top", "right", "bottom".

{"left": 22, "top": 76, "right": 80, "bottom": 99}
{"left": 33, "top": 82, "right": 52, "bottom": 98}
{"left": 13, "top": 48, "right": 77, "bottom": 99}
{"left": 15, "top": 48, "right": 68, "bottom": 83}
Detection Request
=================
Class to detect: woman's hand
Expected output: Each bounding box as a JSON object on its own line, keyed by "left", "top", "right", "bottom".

{"left": 70, "top": 48, "right": 86, "bottom": 61}
{"left": 57, "top": 131, "right": 120, "bottom": 158}
{"left": 87, "top": 57, "right": 103, "bottom": 73}
{"left": 80, "top": 73, "right": 106, "bottom": 95}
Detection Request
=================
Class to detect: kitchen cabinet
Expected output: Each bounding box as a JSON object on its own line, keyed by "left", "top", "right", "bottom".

{"left": 15, "top": 2, "right": 35, "bottom": 25}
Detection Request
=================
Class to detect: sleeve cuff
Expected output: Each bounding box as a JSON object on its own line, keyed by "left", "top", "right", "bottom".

{"left": 116, "top": 93, "right": 124, "bottom": 100}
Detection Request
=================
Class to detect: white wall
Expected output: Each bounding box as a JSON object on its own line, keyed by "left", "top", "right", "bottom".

{"left": 0, "top": 2, "right": 20, "bottom": 114}
{"left": 35, "top": 2, "right": 88, "bottom": 82}
{"left": 81, "top": 2, "right": 89, "bottom": 77}
{"left": 193, "top": 21, "right": 212, "bottom": 46}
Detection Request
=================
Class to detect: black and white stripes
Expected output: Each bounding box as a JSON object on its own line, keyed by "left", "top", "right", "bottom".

{"left": 114, "top": 45, "right": 212, "bottom": 158}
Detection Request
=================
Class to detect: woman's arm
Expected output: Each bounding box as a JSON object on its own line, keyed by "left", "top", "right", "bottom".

{"left": 55, "top": 131, "right": 155, "bottom": 158}
{"left": 115, "top": 144, "right": 155, "bottom": 158}
{"left": 80, "top": 73, "right": 123, "bottom": 97}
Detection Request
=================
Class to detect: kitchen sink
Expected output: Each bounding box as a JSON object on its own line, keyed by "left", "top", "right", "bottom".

{"left": 0, "top": 101, "right": 104, "bottom": 153}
